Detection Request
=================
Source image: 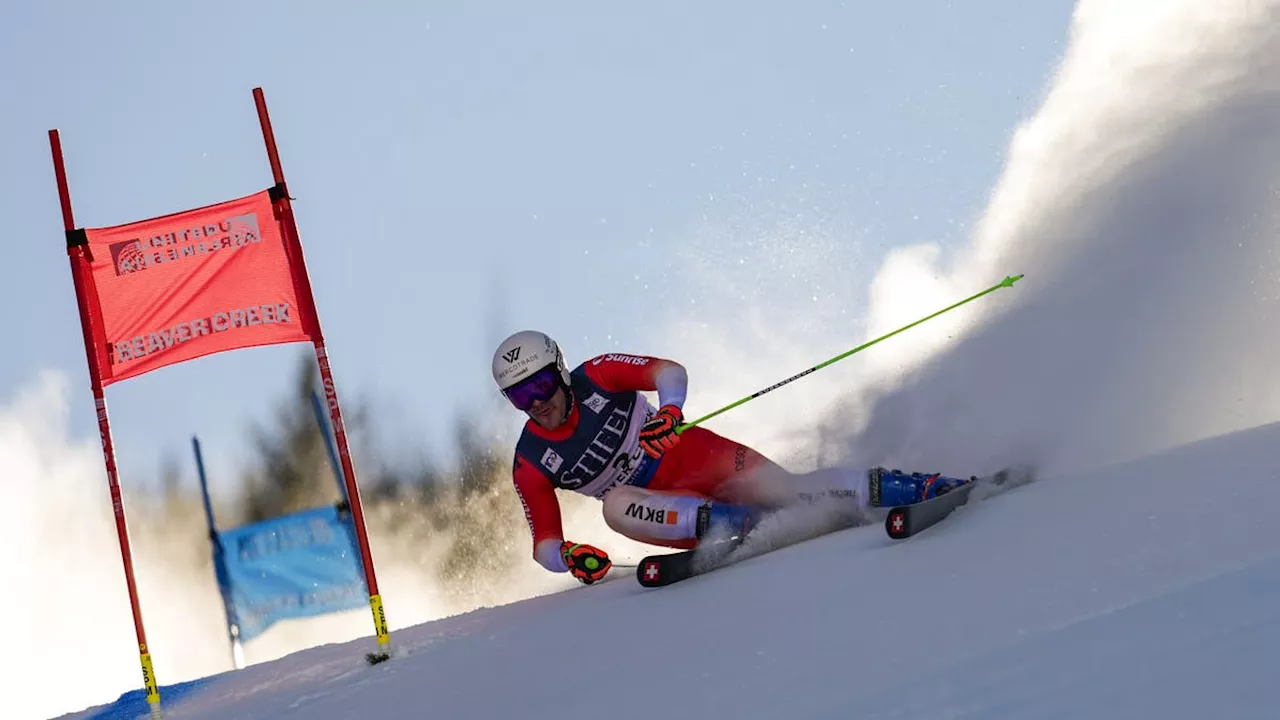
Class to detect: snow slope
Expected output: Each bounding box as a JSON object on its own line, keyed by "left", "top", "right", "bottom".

{"left": 36, "top": 0, "right": 1280, "bottom": 717}
{"left": 65, "top": 420, "right": 1280, "bottom": 719}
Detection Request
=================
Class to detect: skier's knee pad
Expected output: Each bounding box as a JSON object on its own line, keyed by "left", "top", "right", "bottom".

{"left": 603, "top": 486, "right": 703, "bottom": 545}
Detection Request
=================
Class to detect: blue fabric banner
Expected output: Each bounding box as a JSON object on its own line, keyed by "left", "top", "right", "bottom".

{"left": 213, "top": 505, "right": 368, "bottom": 642}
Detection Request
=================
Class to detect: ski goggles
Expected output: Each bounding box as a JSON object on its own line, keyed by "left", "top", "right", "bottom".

{"left": 502, "top": 366, "right": 562, "bottom": 411}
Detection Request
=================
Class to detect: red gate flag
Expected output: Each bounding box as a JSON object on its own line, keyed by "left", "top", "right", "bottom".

{"left": 69, "top": 187, "right": 321, "bottom": 385}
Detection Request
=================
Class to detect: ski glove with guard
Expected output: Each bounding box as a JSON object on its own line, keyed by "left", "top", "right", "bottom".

{"left": 639, "top": 404, "right": 683, "bottom": 459}
{"left": 561, "top": 541, "right": 611, "bottom": 585}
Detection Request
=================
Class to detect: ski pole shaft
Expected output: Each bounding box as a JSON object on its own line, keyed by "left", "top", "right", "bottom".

{"left": 677, "top": 274, "right": 1024, "bottom": 432}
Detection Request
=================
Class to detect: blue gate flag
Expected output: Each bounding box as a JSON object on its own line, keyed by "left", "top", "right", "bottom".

{"left": 213, "top": 505, "right": 368, "bottom": 642}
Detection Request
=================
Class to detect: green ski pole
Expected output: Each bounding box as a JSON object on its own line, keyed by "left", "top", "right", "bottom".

{"left": 677, "top": 274, "right": 1024, "bottom": 433}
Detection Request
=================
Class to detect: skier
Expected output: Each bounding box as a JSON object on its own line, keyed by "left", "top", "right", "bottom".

{"left": 491, "top": 329, "right": 971, "bottom": 584}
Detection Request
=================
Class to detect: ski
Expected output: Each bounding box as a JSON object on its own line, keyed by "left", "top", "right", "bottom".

{"left": 884, "top": 481, "right": 977, "bottom": 539}
{"left": 883, "top": 467, "right": 1032, "bottom": 539}
{"left": 635, "top": 501, "right": 865, "bottom": 588}
{"left": 637, "top": 466, "right": 1035, "bottom": 585}
{"left": 636, "top": 536, "right": 744, "bottom": 588}
{"left": 636, "top": 550, "right": 696, "bottom": 587}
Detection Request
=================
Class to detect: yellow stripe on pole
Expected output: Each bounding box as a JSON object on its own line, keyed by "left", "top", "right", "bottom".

{"left": 363, "top": 593, "right": 392, "bottom": 664}
{"left": 140, "top": 651, "right": 161, "bottom": 718}
{"left": 371, "top": 593, "right": 389, "bottom": 646}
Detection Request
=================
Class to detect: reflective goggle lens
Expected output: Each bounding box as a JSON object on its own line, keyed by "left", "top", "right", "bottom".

{"left": 503, "top": 366, "right": 561, "bottom": 411}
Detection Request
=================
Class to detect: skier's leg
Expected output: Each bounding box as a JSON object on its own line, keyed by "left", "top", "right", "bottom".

{"left": 602, "top": 486, "right": 703, "bottom": 549}
{"left": 641, "top": 426, "right": 872, "bottom": 513}
{"left": 759, "top": 465, "right": 973, "bottom": 509}
{"left": 692, "top": 452, "right": 876, "bottom": 517}
{"left": 602, "top": 486, "right": 757, "bottom": 549}
{"left": 647, "top": 425, "right": 788, "bottom": 503}
{"left": 782, "top": 466, "right": 873, "bottom": 509}
{"left": 737, "top": 462, "right": 978, "bottom": 510}
{"left": 608, "top": 427, "right": 802, "bottom": 545}
{"left": 717, "top": 465, "right": 875, "bottom": 532}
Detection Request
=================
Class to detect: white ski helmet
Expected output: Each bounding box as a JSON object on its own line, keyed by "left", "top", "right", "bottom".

{"left": 491, "top": 329, "right": 572, "bottom": 392}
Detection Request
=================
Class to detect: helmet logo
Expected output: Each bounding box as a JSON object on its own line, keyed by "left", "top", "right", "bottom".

{"left": 502, "top": 347, "right": 521, "bottom": 363}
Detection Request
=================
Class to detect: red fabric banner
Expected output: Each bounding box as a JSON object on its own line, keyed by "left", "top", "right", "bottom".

{"left": 74, "top": 189, "right": 319, "bottom": 385}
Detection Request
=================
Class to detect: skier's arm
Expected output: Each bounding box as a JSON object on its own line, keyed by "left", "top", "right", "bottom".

{"left": 511, "top": 454, "right": 570, "bottom": 572}
{"left": 583, "top": 354, "right": 688, "bottom": 409}
{"left": 586, "top": 354, "right": 689, "bottom": 458}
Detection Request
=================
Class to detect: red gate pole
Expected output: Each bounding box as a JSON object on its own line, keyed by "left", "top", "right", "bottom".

{"left": 250, "top": 87, "right": 391, "bottom": 661}
{"left": 48, "top": 129, "right": 163, "bottom": 715}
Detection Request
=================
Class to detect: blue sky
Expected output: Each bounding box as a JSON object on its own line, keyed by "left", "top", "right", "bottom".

{"left": 0, "top": 2, "right": 1074, "bottom": 491}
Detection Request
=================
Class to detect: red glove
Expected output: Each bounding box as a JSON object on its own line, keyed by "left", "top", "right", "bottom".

{"left": 639, "top": 404, "right": 683, "bottom": 459}
{"left": 560, "top": 541, "right": 611, "bottom": 585}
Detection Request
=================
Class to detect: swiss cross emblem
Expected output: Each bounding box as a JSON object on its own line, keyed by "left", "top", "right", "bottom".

{"left": 891, "top": 513, "right": 904, "bottom": 533}
{"left": 643, "top": 561, "right": 660, "bottom": 582}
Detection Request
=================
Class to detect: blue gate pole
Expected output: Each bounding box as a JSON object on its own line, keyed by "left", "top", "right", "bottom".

{"left": 310, "top": 389, "right": 350, "bottom": 507}
{"left": 192, "top": 436, "right": 245, "bottom": 669}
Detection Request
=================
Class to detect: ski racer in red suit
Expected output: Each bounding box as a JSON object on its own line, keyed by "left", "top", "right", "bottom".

{"left": 491, "top": 330, "right": 971, "bottom": 584}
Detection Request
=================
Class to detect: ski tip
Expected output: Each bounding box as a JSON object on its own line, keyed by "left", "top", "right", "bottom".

{"left": 885, "top": 507, "right": 909, "bottom": 539}
{"left": 636, "top": 555, "right": 675, "bottom": 588}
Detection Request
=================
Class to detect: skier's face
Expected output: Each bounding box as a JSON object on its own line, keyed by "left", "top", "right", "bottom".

{"left": 526, "top": 386, "right": 568, "bottom": 429}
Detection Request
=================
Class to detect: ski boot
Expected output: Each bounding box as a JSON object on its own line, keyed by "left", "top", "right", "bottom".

{"left": 868, "top": 467, "right": 975, "bottom": 507}
{"left": 695, "top": 500, "right": 759, "bottom": 541}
